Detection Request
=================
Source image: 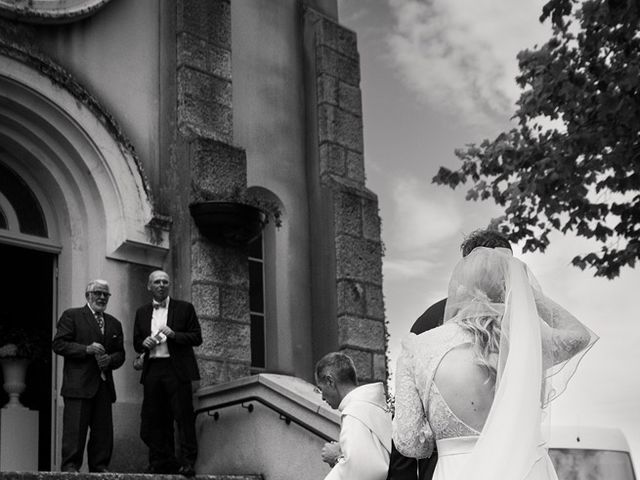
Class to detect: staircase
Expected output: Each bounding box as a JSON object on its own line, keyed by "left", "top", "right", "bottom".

{"left": 0, "top": 474, "right": 262, "bottom": 480}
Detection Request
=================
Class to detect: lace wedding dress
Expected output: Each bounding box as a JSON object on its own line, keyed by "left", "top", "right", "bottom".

{"left": 393, "top": 248, "right": 597, "bottom": 480}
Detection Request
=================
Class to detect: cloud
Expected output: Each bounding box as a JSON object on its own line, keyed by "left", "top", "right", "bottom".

{"left": 386, "top": 0, "right": 549, "bottom": 128}
{"left": 383, "top": 258, "right": 438, "bottom": 281}
{"left": 337, "top": 0, "right": 368, "bottom": 24}
{"left": 386, "top": 176, "right": 464, "bottom": 254}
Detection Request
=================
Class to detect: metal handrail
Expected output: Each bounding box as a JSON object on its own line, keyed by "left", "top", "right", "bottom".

{"left": 195, "top": 395, "right": 335, "bottom": 442}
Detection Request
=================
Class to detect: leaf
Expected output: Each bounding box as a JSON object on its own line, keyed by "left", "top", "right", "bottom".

{"left": 433, "top": 0, "right": 640, "bottom": 278}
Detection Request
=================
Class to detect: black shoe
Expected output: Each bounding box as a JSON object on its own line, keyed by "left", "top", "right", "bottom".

{"left": 61, "top": 466, "right": 79, "bottom": 473}
{"left": 178, "top": 465, "right": 196, "bottom": 477}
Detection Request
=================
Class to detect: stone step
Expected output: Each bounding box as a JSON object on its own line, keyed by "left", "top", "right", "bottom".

{"left": 0, "top": 474, "right": 262, "bottom": 480}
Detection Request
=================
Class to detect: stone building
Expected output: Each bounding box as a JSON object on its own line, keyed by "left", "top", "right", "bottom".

{"left": 0, "top": 0, "right": 385, "bottom": 477}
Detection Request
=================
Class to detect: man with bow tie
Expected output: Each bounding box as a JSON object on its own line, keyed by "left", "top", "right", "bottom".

{"left": 53, "top": 279, "right": 125, "bottom": 473}
{"left": 133, "top": 270, "right": 202, "bottom": 476}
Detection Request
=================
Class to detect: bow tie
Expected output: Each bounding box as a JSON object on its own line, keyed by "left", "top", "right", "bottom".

{"left": 153, "top": 300, "right": 167, "bottom": 309}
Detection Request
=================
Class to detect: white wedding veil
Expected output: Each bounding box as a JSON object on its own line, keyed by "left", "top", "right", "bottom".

{"left": 442, "top": 247, "right": 598, "bottom": 479}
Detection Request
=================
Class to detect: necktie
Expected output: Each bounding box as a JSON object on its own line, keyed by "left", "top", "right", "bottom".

{"left": 93, "top": 313, "right": 106, "bottom": 381}
{"left": 153, "top": 300, "right": 167, "bottom": 309}
{"left": 95, "top": 313, "right": 104, "bottom": 333}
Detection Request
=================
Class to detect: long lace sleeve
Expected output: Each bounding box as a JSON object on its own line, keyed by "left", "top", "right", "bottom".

{"left": 532, "top": 288, "right": 598, "bottom": 404}
{"left": 534, "top": 289, "right": 595, "bottom": 368}
{"left": 392, "top": 336, "right": 434, "bottom": 459}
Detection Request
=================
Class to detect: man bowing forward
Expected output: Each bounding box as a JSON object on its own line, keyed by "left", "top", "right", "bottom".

{"left": 133, "top": 270, "right": 202, "bottom": 476}
{"left": 316, "top": 352, "right": 392, "bottom": 480}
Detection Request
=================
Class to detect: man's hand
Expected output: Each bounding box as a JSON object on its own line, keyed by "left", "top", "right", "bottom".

{"left": 96, "top": 353, "right": 111, "bottom": 369}
{"left": 159, "top": 325, "right": 175, "bottom": 339}
{"left": 321, "top": 441, "right": 342, "bottom": 467}
{"left": 142, "top": 336, "right": 159, "bottom": 350}
{"left": 86, "top": 342, "right": 105, "bottom": 355}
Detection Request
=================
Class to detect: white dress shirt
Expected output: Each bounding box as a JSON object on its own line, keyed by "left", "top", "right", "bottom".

{"left": 150, "top": 297, "right": 170, "bottom": 358}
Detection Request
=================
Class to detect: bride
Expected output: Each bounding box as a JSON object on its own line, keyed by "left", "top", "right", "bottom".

{"left": 393, "top": 246, "right": 597, "bottom": 480}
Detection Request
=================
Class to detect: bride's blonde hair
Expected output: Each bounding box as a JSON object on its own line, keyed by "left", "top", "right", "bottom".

{"left": 446, "top": 245, "right": 511, "bottom": 385}
{"left": 458, "top": 315, "right": 501, "bottom": 384}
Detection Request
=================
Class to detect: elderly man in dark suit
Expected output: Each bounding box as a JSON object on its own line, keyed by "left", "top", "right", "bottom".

{"left": 53, "top": 279, "right": 125, "bottom": 473}
{"left": 387, "top": 229, "right": 512, "bottom": 480}
{"left": 134, "top": 270, "right": 202, "bottom": 477}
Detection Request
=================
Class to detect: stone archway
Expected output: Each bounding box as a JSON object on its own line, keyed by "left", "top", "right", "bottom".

{"left": 0, "top": 48, "right": 169, "bottom": 470}
{"left": 0, "top": 51, "right": 169, "bottom": 283}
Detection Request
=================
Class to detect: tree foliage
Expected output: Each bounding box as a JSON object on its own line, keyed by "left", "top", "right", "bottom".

{"left": 433, "top": 0, "right": 640, "bottom": 278}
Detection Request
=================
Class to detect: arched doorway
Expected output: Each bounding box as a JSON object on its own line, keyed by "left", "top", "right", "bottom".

{"left": 0, "top": 48, "right": 168, "bottom": 471}
{"left": 0, "top": 162, "right": 57, "bottom": 470}
{"left": 0, "top": 246, "right": 56, "bottom": 469}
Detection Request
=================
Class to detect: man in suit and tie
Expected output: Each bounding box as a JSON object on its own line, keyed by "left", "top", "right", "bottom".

{"left": 387, "top": 229, "right": 512, "bottom": 480}
{"left": 134, "top": 270, "right": 202, "bottom": 476}
{"left": 53, "top": 279, "right": 125, "bottom": 472}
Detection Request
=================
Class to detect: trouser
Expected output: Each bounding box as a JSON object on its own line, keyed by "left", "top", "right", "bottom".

{"left": 61, "top": 381, "right": 113, "bottom": 472}
{"left": 419, "top": 452, "right": 438, "bottom": 480}
{"left": 141, "top": 358, "right": 197, "bottom": 470}
{"left": 386, "top": 441, "right": 439, "bottom": 480}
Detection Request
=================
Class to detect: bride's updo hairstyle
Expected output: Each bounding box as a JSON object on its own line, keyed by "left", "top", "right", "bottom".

{"left": 446, "top": 231, "right": 512, "bottom": 384}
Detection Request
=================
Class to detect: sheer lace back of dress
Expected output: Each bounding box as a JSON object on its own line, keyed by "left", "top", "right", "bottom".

{"left": 392, "top": 323, "right": 473, "bottom": 458}
{"left": 432, "top": 344, "right": 495, "bottom": 436}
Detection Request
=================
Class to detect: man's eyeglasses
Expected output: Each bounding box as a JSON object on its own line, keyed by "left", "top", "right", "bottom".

{"left": 89, "top": 291, "right": 111, "bottom": 298}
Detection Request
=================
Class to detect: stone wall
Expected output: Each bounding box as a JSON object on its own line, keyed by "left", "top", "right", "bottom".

{"left": 171, "top": 0, "right": 387, "bottom": 386}
{"left": 173, "top": 0, "right": 251, "bottom": 386}
{"left": 305, "top": 10, "right": 387, "bottom": 383}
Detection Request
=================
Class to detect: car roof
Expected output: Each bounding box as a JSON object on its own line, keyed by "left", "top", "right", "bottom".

{"left": 549, "top": 426, "right": 631, "bottom": 452}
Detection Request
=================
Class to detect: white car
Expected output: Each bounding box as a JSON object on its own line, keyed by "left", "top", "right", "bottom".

{"left": 548, "top": 426, "right": 636, "bottom": 480}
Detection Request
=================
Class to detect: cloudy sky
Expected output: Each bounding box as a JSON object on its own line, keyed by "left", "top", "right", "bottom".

{"left": 337, "top": 0, "right": 640, "bottom": 466}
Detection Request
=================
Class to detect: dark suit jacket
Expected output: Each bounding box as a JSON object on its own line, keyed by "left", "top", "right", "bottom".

{"left": 52, "top": 305, "right": 125, "bottom": 402}
{"left": 410, "top": 298, "right": 446, "bottom": 334}
{"left": 133, "top": 298, "right": 202, "bottom": 384}
{"left": 387, "top": 298, "right": 447, "bottom": 480}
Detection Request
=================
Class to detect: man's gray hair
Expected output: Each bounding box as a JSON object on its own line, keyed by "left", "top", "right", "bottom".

{"left": 85, "top": 279, "right": 109, "bottom": 295}
{"left": 315, "top": 352, "right": 357, "bottom": 385}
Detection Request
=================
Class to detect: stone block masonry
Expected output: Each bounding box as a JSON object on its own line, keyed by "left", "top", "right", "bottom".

{"left": 177, "top": 0, "right": 233, "bottom": 144}
{"left": 174, "top": 0, "right": 251, "bottom": 386}
{"left": 172, "top": 0, "right": 387, "bottom": 386}
{"left": 309, "top": 10, "right": 387, "bottom": 384}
